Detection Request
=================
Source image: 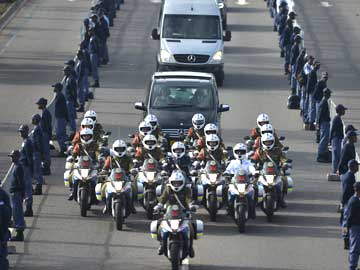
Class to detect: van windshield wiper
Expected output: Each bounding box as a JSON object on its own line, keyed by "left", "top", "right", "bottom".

{"left": 157, "top": 103, "right": 195, "bottom": 109}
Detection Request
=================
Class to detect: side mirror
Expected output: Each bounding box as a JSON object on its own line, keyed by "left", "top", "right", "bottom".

{"left": 279, "top": 136, "right": 285, "bottom": 141}
{"left": 134, "top": 101, "right": 146, "bottom": 111}
{"left": 151, "top": 28, "right": 160, "bottom": 40}
{"left": 243, "top": 136, "right": 250, "bottom": 141}
{"left": 218, "top": 104, "right": 230, "bottom": 113}
{"left": 282, "top": 146, "right": 289, "bottom": 152}
{"left": 223, "top": 30, "right": 231, "bottom": 42}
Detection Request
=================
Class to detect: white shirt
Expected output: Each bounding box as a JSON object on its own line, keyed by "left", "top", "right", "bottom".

{"left": 225, "top": 159, "right": 255, "bottom": 176}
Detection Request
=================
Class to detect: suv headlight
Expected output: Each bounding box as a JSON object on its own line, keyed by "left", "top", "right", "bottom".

{"left": 160, "top": 50, "right": 172, "bottom": 62}
{"left": 218, "top": 3, "right": 224, "bottom": 8}
{"left": 212, "top": 51, "right": 223, "bottom": 62}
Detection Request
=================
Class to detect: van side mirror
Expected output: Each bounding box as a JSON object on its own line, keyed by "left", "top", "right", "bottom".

{"left": 134, "top": 102, "right": 146, "bottom": 111}
{"left": 223, "top": 30, "right": 231, "bottom": 42}
{"left": 151, "top": 28, "right": 160, "bottom": 40}
{"left": 218, "top": 104, "right": 230, "bottom": 112}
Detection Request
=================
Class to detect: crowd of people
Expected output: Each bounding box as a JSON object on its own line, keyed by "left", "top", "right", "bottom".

{"left": 0, "top": 0, "right": 122, "bottom": 269}
{"left": 267, "top": 0, "right": 360, "bottom": 269}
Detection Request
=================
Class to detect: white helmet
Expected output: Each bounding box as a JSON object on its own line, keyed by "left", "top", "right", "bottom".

{"left": 233, "top": 143, "right": 247, "bottom": 160}
{"left": 81, "top": 118, "right": 94, "bottom": 130}
{"left": 171, "top": 141, "right": 186, "bottom": 159}
{"left": 112, "top": 139, "right": 127, "bottom": 157}
{"left": 257, "top": 113, "right": 270, "bottom": 128}
{"left": 204, "top": 123, "right": 218, "bottom": 136}
{"left": 138, "top": 121, "right": 152, "bottom": 136}
{"left": 260, "top": 124, "right": 274, "bottom": 135}
{"left": 261, "top": 133, "right": 275, "bottom": 151}
{"left": 192, "top": 113, "right": 206, "bottom": 130}
{"left": 80, "top": 128, "right": 93, "bottom": 145}
{"left": 144, "top": 114, "right": 158, "bottom": 131}
{"left": 206, "top": 134, "right": 220, "bottom": 151}
{"left": 142, "top": 134, "right": 157, "bottom": 151}
{"left": 169, "top": 170, "right": 185, "bottom": 192}
{"left": 84, "top": 110, "right": 97, "bottom": 123}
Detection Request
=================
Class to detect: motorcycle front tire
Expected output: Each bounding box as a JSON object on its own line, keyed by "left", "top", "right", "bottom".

{"left": 80, "top": 189, "right": 88, "bottom": 217}
{"left": 237, "top": 204, "right": 247, "bottom": 233}
{"left": 170, "top": 242, "right": 180, "bottom": 270}
{"left": 208, "top": 193, "right": 217, "bottom": 222}
{"left": 115, "top": 202, "right": 124, "bottom": 231}
{"left": 265, "top": 194, "right": 275, "bottom": 222}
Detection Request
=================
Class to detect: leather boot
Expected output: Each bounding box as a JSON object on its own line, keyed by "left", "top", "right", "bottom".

{"left": 11, "top": 230, "right": 24, "bottom": 242}
{"left": 91, "top": 80, "right": 100, "bottom": 88}
{"left": 24, "top": 206, "right": 33, "bottom": 217}
{"left": 33, "top": 184, "right": 42, "bottom": 195}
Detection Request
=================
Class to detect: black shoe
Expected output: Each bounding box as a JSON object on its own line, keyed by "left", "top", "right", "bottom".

{"left": 317, "top": 157, "right": 331, "bottom": 163}
{"left": 91, "top": 81, "right": 100, "bottom": 88}
{"left": 87, "top": 92, "right": 94, "bottom": 99}
{"left": 33, "top": 184, "right": 42, "bottom": 195}
{"left": 189, "top": 246, "right": 195, "bottom": 258}
{"left": 158, "top": 246, "right": 164, "bottom": 255}
{"left": 344, "top": 239, "right": 350, "bottom": 250}
{"left": 309, "top": 123, "right": 316, "bottom": 131}
{"left": 68, "top": 193, "right": 74, "bottom": 201}
{"left": 11, "top": 230, "right": 24, "bottom": 242}
{"left": 24, "top": 207, "right": 33, "bottom": 217}
{"left": 77, "top": 105, "right": 85, "bottom": 113}
{"left": 280, "top": 51, "right": 285, "bottom": 58}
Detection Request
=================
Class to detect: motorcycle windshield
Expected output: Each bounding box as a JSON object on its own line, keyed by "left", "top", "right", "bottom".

{"left": 208, "top": 173, "right": 218, "bottom": 184}
{"left": 146, "top": 171, "right": 156, "bottom": 182}
{"left": 80, "top": 169, "right": 90, "bottom": 179}
{"left": 237, "top": 183, "right": 246, "bottom": 193}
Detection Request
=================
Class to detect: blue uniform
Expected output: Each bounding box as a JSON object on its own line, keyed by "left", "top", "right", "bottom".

{"left": 343, "top": 195, "right": 360, "bottom": 270}
{"left": 89, "top": 35, "right": 100, "bottom": 82}
{"left": 339, "top": 143, "right": 356, "bottom": 175}
{"left": 0, "top": 187, "right": 11, "bottom": 270}
{"left": 55, "top": 91, "right": 68, "bottom": 152}
{"left": 41, "top": 108, "right": 52, "bottom": 172}
{"left": 20, "top": 138, "right": 33, "bottom": 208}
{"left": 330, "top": 115, "right": 344, "bottom": 173}
{"left": 31, "top": 125, "right": 44, "bottom": 186}
{"left": 64, "top": 75, "right": 77, "bottom": 133}
{"left": 75, "top": 59, "right": 87, "bottom": 105}
{"left": 306, "top": 68, "right": 318, "bottom": 124}
{"left": 316, "top": 98, "right": 330, "bottom": 158}
{"left": 9, "top": 163, "right": 25, "bottom": 230}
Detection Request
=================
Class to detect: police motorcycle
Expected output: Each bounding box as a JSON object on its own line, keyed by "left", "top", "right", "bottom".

{"left": 101, "top": 168, "right": 133, "bottom": 230}
{"left": 135, "top": 158, "right": 165, "bottom": 219}
{"left": 197, "top": 160, "right": 226, "bottom": 221}
{"left": 71, "top": 155, "right": 98, "bottom": 217}
{"left": 256, "top": 160, "right": 293, "bottom": 222}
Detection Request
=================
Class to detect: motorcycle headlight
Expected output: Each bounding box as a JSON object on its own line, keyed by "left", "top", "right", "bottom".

{"left": 212, "top": 51, "right": 223, "bottom": 62}
{"left": 160, "top": 49, "right": 171, "bottom": 62}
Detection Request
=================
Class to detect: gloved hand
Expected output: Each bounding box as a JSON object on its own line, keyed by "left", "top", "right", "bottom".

{"left": 153, "top": 203, "right": 163, "bottom": 213}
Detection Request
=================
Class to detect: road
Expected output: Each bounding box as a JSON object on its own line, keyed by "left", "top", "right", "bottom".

{"left": 0, "top": 0, "right": 356, "bottom": 269}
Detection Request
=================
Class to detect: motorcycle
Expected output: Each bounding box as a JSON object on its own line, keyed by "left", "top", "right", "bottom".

{"left": 227, "top": 171, "right": 255, "bottom": 233}
{"left": 105, "top": 168, "right": 133, "bottom": 230}
{"left": 136, "top": 159, "right": 164, "bottom": 219}
{"left": 199, "top": 161, "right": 226, "bottom": 221}
{"left": 150, "top": 204, "right": 203, "bottom": 270}
{"left": 72, "top": 156, "right": 98, "bottom": 217}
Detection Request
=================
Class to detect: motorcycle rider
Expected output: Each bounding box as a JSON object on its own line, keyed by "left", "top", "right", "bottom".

{"left": 134, "top": 134, "right": 165, "bottom": 164}
{"left": 145, "top": 114, "right": 163, "bottom": 139}
{"left": 252, "top": 133, "right": 289, "bottom": 208}
{"left": 131, "top": 121, "right": 152, "bottom": 148}
{"left": 154, "top": 171, "right": 195, "bottom": 257}
{"left": 72, "top": 117, "right": 96, "bottom": 145}
{"left": 251, "top": 113, "right": 270, "bottom": 140}
{"left": 84, "top": 110, "right": 105, "bottom": 141}
{"left": 253, "top": 124, "right": 283, "bottom": 150}
{"left": 197, "top": 134, "right": 227, "bottom": 170}
{"left": 196, "top": 123, "right": 224, "bottom": 150}
{"left": 225, "top": 143, "right": 255, "bottom": 176}
{"left": 185, "top": 113, "right": 206, "bottom": 147}
{"left": 168, "top": 142, "right": 192, "bottom": 176}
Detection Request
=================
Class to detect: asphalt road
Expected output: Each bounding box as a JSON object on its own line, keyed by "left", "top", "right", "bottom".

{"left": 0, "top": 0, "right": 357, "bottom": 269}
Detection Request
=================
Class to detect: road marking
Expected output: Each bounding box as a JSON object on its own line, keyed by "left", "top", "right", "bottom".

{"left": 150, "top": 0, "right": 162, "bottom": 3}
{"left": 236, "top": 0, "right": 249, "bottom": 5}
{"left": 320, "top": 1, "right": 333, "bottom": 7}
{"left": 0, "top": 33, "right": 17, "bottom": 55}
{"left": 181, "top": 258, "right": 189, "bottom": 270}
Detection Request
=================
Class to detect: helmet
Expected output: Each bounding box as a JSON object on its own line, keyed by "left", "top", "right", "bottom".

{"left": 192, "top": 113, "right": 206, "bottom": 130}
{"left": 260, "top": 124, "right": 274, "bottom": 135}
{"left": 171, "top": 141, "right": 186, "bottom": 159}
{"left": 142, "top": 134, "right": 157, "bottom": 151}
{"left": 204, "top": 123, "right": 218, "bottom": 136}
{"left": 138, "top": 121, "right": 152, "bottom": 136}
{"left": 233, "top": 143, "right": 247, "bottom": 160}
{"left": 256, "top": 113, "right": 270, "bottom": 128}
{"left": 168, "top": 170, "right": 185, "bottom": 192}
{"left": 144, "top": 114, "right": 158, "bottom": 131}
{"left": 80, "top": 128, "right": 93, "bottom": 145}
{"left": 84, "top": 110, "right": 97, "bottom": 122}
{"left": 261, "top": 133, "right": 275, "bottom": 151}
{"left": 206, "top": 134, "right": 220, "bottom": 151}
{"left": 112, "top": 139, "right": 127, "bottom": 157}
{"left": 81, "top": 118, "right": 95, "bottom": 130}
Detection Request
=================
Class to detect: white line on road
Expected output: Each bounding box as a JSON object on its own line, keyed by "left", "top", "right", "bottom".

{"left": 320, "top": 1, "right": 333, "bottom": 7}
{"left": 236, "top": 0, "right": 249, "bottom": 6}
{"left": 0, "top": 33, "right": 17, "bottom": 55}
{"left": 149, "top": 0, "right": 162, "bottom": 3}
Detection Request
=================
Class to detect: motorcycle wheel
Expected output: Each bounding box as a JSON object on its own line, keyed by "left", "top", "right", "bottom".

{"left": 237, "top": 205, "right": 247, "bottom": 233}
{"left": 170, "top": 242, "right": 180, "bottom": 270}
{"left": 146, "top": 192, "right": 156, "bottom": 220}
{"left": 265, "top": 195, "right": 275, "bottom": 222}
{"left": 115, "top": 202, "right": 124, "bottom": 231}
{"left": 80, "top": 189, "right": 88, "bottom": 217}
{"left": 208, "top": 193, "right": 217, "bottom": 222}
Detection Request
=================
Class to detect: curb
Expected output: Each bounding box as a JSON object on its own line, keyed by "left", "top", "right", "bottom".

{"left": 0, "top": 0, "right": 28, "bottom": 32}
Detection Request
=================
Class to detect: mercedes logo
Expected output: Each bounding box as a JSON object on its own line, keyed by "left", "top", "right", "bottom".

{"left": 187, "top": 55, "right": 196, "bottom": 63}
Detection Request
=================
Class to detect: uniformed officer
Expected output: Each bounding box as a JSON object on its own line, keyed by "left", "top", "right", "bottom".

{"left": 8, "top": 150, "right": 25, "bottom": 242}
{"left": 338, "top": 131, "right": 357, "bottom": 175}
{"left": 0, "top": 186, "right": 11, "bottom": 270}
{"left": 343, "top": 125, "right": 358, "bottom": 148}
{"left": 290, "top": 34, "right": 302, "bottom": 94}
{"left": 313, "top": 72, "right": 329, "bottom": 121}
{"left": 75, "top": 50, "right": 87, "bottom": 113}
{"left": 330, "top": 104, "right": 347, "bottom": 173}
{"left": 343, "top": 182, "right": 360, "bottom": 270}
{"left": 31, "top": 114, "right": 44, "bottom": 195}
{"left": 53, "top": 83, "right": 68, "bottom": 157}
{"left": 18, "top": 125, "right": 34, "bottom": 217}
{"left": 316, "top": 88, "right": 331, "bottom": 163}
{"left": 307, "top": 61, "right": 321, "bottom": 130}
{"left": 36, "top": 97, "right": 52, "bottom": 175}
{"left": 341, "top": 159, "right": 359, "bottom": 250}
{"left": 63, "top": 66, "right": 78, "bottom": 138}
{"left": 88, "top": 26, "right": 100, "bottom": 88}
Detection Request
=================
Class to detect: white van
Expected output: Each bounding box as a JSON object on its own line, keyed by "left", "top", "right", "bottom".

{"left": 151, "top": 0, "right": 231, "bottom": 86}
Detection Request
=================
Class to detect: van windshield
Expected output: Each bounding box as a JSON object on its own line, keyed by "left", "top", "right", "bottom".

{"left": 162, "top": 15, "right": 221, "bottom": 40}
{"left": 150, "top": 81, "right": 215, "bottom": 110}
